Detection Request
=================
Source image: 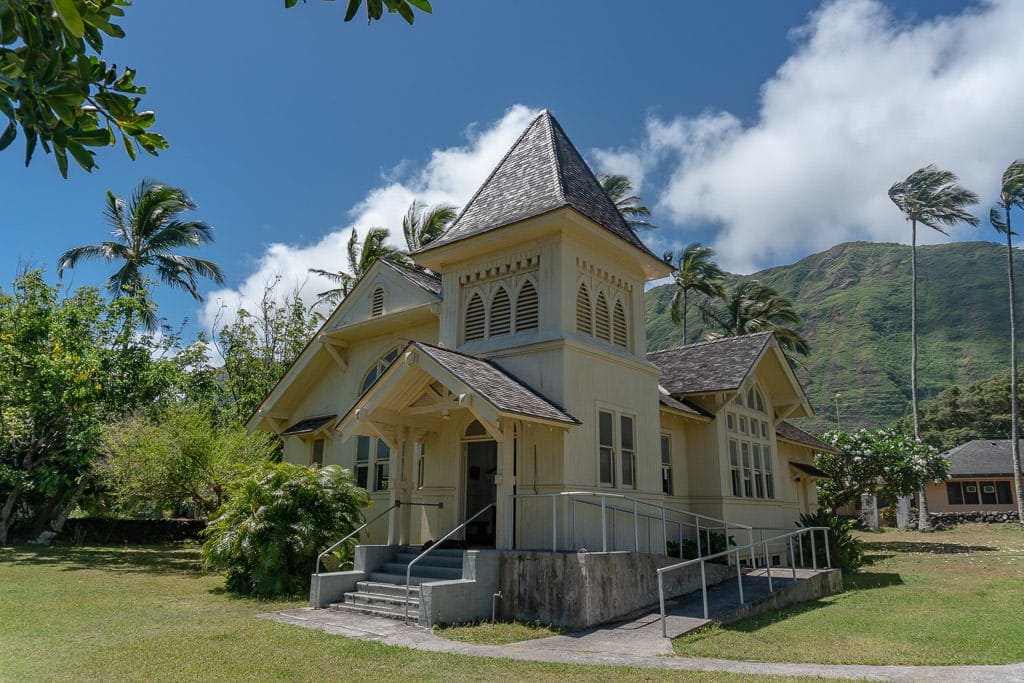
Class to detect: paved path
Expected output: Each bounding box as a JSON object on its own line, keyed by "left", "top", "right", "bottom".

{"left": 261, "top": 607, "right": 1024, "bottom": 682}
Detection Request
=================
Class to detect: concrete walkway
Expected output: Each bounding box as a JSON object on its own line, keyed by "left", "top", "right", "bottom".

{"left": 261, "top": 607, "right": 1024, "bottom": 682}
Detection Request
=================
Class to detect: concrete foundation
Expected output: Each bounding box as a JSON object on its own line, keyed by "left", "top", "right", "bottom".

{"left": 497, "top": 550, "right": 733, "bottom": 628}
{"left": 715, "top": 568, "right": 843, "bottom": 626}
{"left": 309, "top": 545, "right": 394, "bottom": 608}
{"left": 419, "top": 550, "right": 500, "bottom": 626}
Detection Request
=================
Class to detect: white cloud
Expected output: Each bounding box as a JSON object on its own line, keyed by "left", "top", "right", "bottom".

{"left": 604, "top": 0, "right": 1024, "bottom": 273}
{"left": 200, "top": 105, "right": 540, "bottom": 329}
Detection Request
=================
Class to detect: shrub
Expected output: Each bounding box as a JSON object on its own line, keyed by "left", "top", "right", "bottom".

{"left": 797, "top": 511, "right": 864, "bottom": 573}
{"left": 201, "top": 463, "right": 368, "bottom": 597}
{"left": 666, "top": 531, "right": 733, "bottom": 564}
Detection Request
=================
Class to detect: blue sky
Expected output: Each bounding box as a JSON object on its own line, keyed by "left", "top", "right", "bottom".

{"left": 1, "top": 0, "right": 1015, "bottom": 335}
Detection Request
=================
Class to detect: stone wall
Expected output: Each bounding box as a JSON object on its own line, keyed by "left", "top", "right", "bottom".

{"left": 908, "top": 510, "right": 1021, "bottom": 529}
{"left": 497, "top": 550, "right": 733, "bottom": 628}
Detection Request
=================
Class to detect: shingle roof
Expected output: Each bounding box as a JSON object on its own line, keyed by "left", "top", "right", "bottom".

{"left": 658, "top": 387, "right": 713, "bottom": 418}
{"left": 281, "top": 414, "right": 336, "bottom": 435}
{"left": 413, "top": 342, "right": 579, "bottom": 425}
{"left": 647, "top": 332, "right": 774, "bottom": 395}
{"left": 380, "top": 258, "right": 441, "bottom": 296}
{"left": 943, "top": 440, "right": 1024, "bottom": 477}
{"left": 419, "top": 111, "right": 657, "bottom": 260}
{"left": 776, "top": 421, "right": 838, "bottom": 454}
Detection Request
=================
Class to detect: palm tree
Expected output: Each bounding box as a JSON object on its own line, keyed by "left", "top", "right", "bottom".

{"left": 403, "top": 200, "right": 457, "bottom": 252}
{"left": 599, "top": 174, "right": 656, "bottom": 231}
{"left": 309, "top": 227, "right": 409, "bottom": 309}
{"left": 991, "top": 159, "right": 1024, "bottom": 528}
{"left": 57, "top": 179, "right": 224, "bottom": 330}
{"left": 889, "top": 165, "right": 979, "bottom": 531}
{"left": 699, "top": 280, "right": 810, "bottom": 359}
{"left": 664, "top": 243, "right": 726, "bottom": 343}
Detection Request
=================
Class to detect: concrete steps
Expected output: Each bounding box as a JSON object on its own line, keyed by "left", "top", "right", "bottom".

{"left": 330, "top": 547, "right": 465, "bottom": 621}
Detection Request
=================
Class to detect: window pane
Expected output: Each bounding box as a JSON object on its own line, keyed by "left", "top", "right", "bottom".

{"left": 599, "top": 447, "right": 614, "bottom": 485}
{"left": 620, "top": 416, "right": 634, "bottom": 451}
{"left": 311, "top": 438, "right": 325, "bottom": 466}
{"left": 727, "top": 414, "right": 735, "bottom": 431}
{"left": 356, "top": 436, "right": 370, "bottom": 462}
{"left": 765, "top": 474, "right": 775, "bottom": 499}
{"left": 761, "top": 421, "right": 768, "bottom": 438}
{"left": 731, "top": 470, "right": 741, "bottom": 497}
{"left": 729, "top": 440, "right": 738, "bottom": 466}
{"left": 981, "top": 481, "right": 997, "bottom": 505}
{"left": 661, "top": 435, "right": 671, "bottom": 465}
{"left": 376, "top": 440, "right": 391, "bottom": 461}
{"left": 662, "top": 465, "right": 673, "bottom": 495}
{"left": 996, "top": 481, "right": 1013, "bottom": 504}
{"left": 739, "top": 417, "right": 747, "bottom": 434}
{"left": 947, "top": 482, "right": 964, "bottom": 505}
{"left": 621, "top": 451, "right": 634, "bottom": 487}
{"left": 599, "top": 411, "right": 613, "bottom": 447}
{"left": 375, "top": 462, "right": 390, "bottom": 491}
{"left": 356, "top": 466, "right": 368, "bottom": 490}
{"left": 964, "top": 483, "right": 979, "bottom": 505}
{"left": 361, "top": 368, "right": 378, "bottom": 394}
{"left": 763, "top": 447, "right": 773, "bottom": 472}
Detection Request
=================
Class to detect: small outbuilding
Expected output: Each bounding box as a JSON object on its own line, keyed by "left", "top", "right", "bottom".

{"left": 927, "top": 439, "right": 1022, "bottom": 513}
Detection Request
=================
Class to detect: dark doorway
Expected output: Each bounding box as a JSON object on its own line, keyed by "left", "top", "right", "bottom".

{"left": 465, "top": 439, "right": 497, "bottom": 547}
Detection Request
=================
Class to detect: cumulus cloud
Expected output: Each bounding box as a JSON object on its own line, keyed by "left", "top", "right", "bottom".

{"left": 602, "top": 0, "right": 1024, "bottom": 272}
{"left": 200, "top": 105, "right": 540, "bottom": 329}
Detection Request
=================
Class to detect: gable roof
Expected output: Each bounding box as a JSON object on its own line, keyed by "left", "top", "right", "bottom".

{"left": 419, "top": 110, "right": 657, "bottom": 260}
{"left": 776, "top": 421, "right": 839, "bottom": 454}
{"left": 281, "top": 414, "right": 336, "bottom": 436}
{"left": 379, "top": 258, "right": 441, "bottom": 296}
{"left": 413, "top": 342, "right": 578, "bottom": 425}
{"left": 647, "top": 332, "right": 775, "bottom": 395}
{"left": 943, "top": 439, "right": 1024, "bottom": 477}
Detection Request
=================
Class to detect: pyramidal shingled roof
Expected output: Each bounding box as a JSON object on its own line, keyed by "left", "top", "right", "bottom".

{"left": 420, "top": 110, "right": 657, "bottom": 259}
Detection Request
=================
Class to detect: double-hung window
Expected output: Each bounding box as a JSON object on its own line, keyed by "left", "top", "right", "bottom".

{"left": 354, "top": 436, "right": 391, "bottom": 492}
{"left": 598, "top": 409, "right": 637, "bottom": 489}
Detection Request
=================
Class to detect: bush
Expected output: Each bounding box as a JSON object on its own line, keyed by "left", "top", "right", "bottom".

{"left": 667, "top": 531, "right": 733, "bottom": 564}
{"left": 797, "top": 511, "right": 864, "bottom": 573}
{"left": 201, "top": 463, "right": 369, "bottom": 597}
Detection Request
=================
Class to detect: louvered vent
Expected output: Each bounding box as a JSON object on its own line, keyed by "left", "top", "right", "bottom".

{"left": 371, "top": 287, "right": 385, "bottom": 317}
{"left": 595, "top": 292, "right": 611, "bottom": 341}
{"left": 612, "top": 300, "right": 628, "bottom": 348}
{"left": 490, "top": 287, "right": 511, "bottom": 336}
{"left": 515, "top": 281, "right": 539, "bottom": 332}
{"left": 576, "top": 283, "right": 592, "bottom": 335}
{"left": 465, "top": 293, "right": 485, "bottom": 341}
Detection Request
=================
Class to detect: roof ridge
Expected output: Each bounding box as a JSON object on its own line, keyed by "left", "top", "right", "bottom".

{"left": 647, "top": 330, "right": 774, "bottom": 355}
{"left": 541, "top": 112, "right": 568, "bottom": 204}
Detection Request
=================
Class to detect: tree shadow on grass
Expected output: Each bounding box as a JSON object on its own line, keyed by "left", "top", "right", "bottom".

{"left": 863, "top": 541, "right": 996, "bottom": 555}
{"left": 1, "top": 544, "right": 202, "bottom": 575}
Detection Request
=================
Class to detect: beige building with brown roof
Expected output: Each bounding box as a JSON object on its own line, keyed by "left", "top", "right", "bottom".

{"left": 248, "top": 111, "right": 836, "bottom": 625}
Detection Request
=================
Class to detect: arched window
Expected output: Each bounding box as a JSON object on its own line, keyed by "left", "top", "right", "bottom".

{"left": 464, "top": 420, "right": 490, "bottom": 439}
{"left": 612, "top": 299, "right": 628, "bottom": 348}
{"left": 594, "top": 292, "right": 611, "bottom": 342}
{"left": 490, "top": 287, "right": 511, "bottom": 336}
{"left": 465, "top": 293, "right": 485, "bottom": 341}
{"left": 576, "top": 283, "right": 592, "bottom": 335}
{"left": 747, "top": 387, "right": 765, "bottom": 413}
{"left": 370, "top": 287, "right": 385, "bottom": 318}
{"left": 515, "top": 280, "right": 539, "bottom": 332}
{"left": 360, "top": 347, "right": 401, "bottom": 395}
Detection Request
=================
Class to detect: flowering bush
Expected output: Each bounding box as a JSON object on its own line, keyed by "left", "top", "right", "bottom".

{"left": 815, "top": 428, "right": 949, "bottom": 512}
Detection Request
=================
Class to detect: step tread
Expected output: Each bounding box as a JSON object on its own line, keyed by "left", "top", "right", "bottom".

{"left": 367, "top": 572, "right": 451, "bottom": 586}
{"left": 344, "top": 591, "right": 420, "bottom": 607}
{"left": 329, "top": 602, "right": 411, "bottom": 619}
{"left": 356, "top": 580, "right": 421, "bottom": 596}
{"left": 380, "top": 562, "right": 461, "bottom": 578}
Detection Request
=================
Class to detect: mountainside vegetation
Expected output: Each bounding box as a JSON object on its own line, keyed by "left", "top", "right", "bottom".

{"left": 645, "top": 240, "right": 1024, "bottom": 433}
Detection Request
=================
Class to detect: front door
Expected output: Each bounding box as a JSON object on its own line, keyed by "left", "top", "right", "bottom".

{"left": 464, "top": 439, "right": 498, "bottom": 547}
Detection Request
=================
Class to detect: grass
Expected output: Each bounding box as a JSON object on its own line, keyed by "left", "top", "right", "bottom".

{"left": 435, "top": 620, "right": 569, "bottom": 645}
{"left": 673, "top": 523, "right": 1024, "bottom": 665}
{"left": 0, "top": 542, "right": 810, "bottom": 682}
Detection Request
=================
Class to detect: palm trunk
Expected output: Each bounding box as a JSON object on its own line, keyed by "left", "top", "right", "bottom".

{"left": 911, "top": 222, "right": 931, "bottom": 531}
{"left": 1006, "top": 209, "right": 1024, "bottom": 528}
{"left": 682, "top": 290, "right": 688, "bottom": 342}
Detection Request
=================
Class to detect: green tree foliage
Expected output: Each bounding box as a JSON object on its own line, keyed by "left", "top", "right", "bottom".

{"left": 212, "top": 279, "right": 320, "bottom": 424}
{"left": 0, "top": 271, "right": 164, "bottom": 543}
{"left": 699, "top": 280, "right": 810, "bottom": 358}
{"left": 201, "top": 463, "right": 369, "bottom": 597}
{"left": 0, "top": 1, "right": 167, "bottom": 176}
{"left": 815, "top": 428, "right": 949, "bottom": 513}
{"left": 599, "top": 173, "right": 656, "bottom": 231}
{"left": 663, "top": 242, "right": 726, "bottom": 343}
{"left": 285, "top": 0, "right": 432, "bottom": 25}
{"left": 402, "top": 200, "right": 457, "bottom": 252}
{"left": 99, "top": 406, "right": 278, "bottom": 518}
{"left": 57, "top": 179, "right": 224, "bottom": 331}
{"left": 797, "top": 511, "right": 864, "bottom": 573}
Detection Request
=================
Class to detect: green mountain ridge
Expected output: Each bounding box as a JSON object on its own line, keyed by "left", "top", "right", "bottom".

{"left": 644, "top": 240, "right": 1024, "bottom": 434}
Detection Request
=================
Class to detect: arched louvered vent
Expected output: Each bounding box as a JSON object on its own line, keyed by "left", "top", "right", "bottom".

{"left": 491, "top": 287, "right": 511, "bottom": 336}
{"left": 371, "top": 287, "right": 385, "bottom": 318}
{"left": 612, "top": 299, "right": 628, "bottom": 348}
{"left": 465, "top": 293, "right": 485, "bottom": 341}
{"left": 515, "top": 280, "right": 539, "bottom": 332}
{"left": 595, "top": 292, "right": 611, "bottom": 342}
{"left": 576, "top": 283, "right": 592, "bottom": 335}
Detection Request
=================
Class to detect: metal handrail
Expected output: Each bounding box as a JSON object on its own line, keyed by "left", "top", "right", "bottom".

{"left": 403, "top": 502, "right": 496, "bottom": 621}
{"left": 314, "top": 500, "right": 443, "bottom": 575}
{"left": 655, "top": 526, "right": 831, "bottom": 637}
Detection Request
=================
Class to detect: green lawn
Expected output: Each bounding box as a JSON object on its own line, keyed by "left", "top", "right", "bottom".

{"left": 674, "top": 523, "right": 1024, "bottom": 665}
{"left": 435, "top": 620, "right": 569, "bottom": 645}
{"left": 0, "top": 543, "right": 803, "bottom": 682}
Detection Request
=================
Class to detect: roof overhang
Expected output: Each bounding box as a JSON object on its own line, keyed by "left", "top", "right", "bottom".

{"left": 790, "top": 461, "right": 831, "bottom": 479}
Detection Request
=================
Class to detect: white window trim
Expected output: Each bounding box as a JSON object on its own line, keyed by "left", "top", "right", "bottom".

{"left": 597, "top": 406, "right": 638, "bottom": 490}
